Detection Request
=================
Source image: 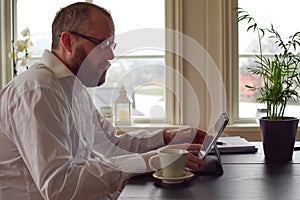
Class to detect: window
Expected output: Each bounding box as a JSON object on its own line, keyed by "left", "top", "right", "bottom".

{"left": 238, "top": 0, "right": 300, "bottom": 122}
{"left": 92, "top": 0, "right": 165, "bottom": 122}
{"left": 14, "top": 0, "right": 166, "bottom": 123}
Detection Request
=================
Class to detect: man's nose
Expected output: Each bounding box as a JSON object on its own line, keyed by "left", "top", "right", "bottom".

{"left": 105, "top": 47, "right": 115, "bottom": 60}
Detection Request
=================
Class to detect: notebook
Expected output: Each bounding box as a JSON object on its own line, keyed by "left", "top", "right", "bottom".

{"left": 215, "top": 136, "right": 258, "bottom": 154}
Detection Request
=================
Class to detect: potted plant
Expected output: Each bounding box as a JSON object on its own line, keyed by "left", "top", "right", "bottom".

{"left": 237, "top": 8, "right": 300, "bottom": 160}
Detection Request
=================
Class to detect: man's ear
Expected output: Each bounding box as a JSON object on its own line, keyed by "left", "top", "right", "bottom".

{"left": 60, "top": 31, "right": 73, "bottom": 52}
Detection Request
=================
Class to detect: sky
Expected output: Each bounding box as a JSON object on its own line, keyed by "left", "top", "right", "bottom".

{"left": 238, "top": 0, "right": 300, "bottom": 53}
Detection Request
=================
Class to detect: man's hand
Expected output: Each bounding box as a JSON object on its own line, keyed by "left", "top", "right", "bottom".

{"left": 159, "top": 143, "right": 205, "bottom": 171}
{"left": 163, "top": 127, "right": 207, "bottom": 145}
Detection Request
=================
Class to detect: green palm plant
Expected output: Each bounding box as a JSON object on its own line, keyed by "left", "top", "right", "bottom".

{"left": 237, "top": 8, "right": 300, "bottom": 120}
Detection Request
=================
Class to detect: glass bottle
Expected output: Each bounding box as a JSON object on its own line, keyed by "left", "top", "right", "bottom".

{"left": 100, "top": 106, "right": 114, "bottom": 124}
{"left": 115, "top": 86, "right": 132, "bottom": 125}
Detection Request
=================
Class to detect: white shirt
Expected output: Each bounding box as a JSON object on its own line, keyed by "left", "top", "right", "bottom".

{"left": 0, "top": 50, "right": 165, "bottom": 200}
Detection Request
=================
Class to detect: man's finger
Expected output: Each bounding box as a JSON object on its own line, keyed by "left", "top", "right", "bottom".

{"left": 186, "top": 153, "right": 206, "bottom": 171}
{"left": 188, "top": 153, "right": 206, "bottom": 165}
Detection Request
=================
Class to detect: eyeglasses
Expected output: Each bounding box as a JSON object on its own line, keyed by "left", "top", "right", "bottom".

{"left": 69, "top": 31, "right": 116, "bottom": 50}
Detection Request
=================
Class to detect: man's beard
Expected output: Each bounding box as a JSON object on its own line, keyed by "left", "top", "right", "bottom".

{"left": 70, "top": 45, "right": 107, "bottom": 87}
{"left": 70, "top": 45, "right": 87, "bottom": 76}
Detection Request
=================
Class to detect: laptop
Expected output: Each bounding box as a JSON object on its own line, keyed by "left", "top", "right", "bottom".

{"left": 198, "top": 112, "right": 229, "bottom": 159}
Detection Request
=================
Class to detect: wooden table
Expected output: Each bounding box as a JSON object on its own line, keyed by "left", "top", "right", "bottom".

{"left": 119, "top": 142, "right": 300, "bottom": 200}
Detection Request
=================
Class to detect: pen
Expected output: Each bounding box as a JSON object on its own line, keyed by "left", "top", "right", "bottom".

{"left": 216, "top": 141, "right": 225, "bottom": 145}
{"left": 294, "top": 146, "right": 300, "bottom": 151}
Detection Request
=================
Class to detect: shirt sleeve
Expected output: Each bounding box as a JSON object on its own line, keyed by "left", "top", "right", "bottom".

{"left": 118, "top": 129, "right": 166, "bottom": 152}
{"left": 92, "top": 110, "right": 165, "bottom": 173}
{"left": 7, "top": 86, "right": 133, "bottom": 200}
{"left": 96, "top": 116, "right": 165, "bottom": 153}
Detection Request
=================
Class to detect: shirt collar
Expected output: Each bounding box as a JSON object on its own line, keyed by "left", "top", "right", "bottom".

{"left": 40, "top": 49, "right": 75, "bottom": 79}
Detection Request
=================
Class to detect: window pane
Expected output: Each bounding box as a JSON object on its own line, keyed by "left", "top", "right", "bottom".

{"left": 94, "top": 57, "right": 165, "bottom": 119}
{"left": 93, "top": 0, "right": 166, "bottom": 121}
{"left": 238, "top": 0, "right": 300, "bottom": 120}
{"left": 93, "top": 0, "right": 165, "bottom": 38}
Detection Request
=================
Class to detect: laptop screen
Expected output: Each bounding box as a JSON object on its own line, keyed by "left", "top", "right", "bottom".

{"left": 198, "top": 112, "right": 229, "bottom": 159}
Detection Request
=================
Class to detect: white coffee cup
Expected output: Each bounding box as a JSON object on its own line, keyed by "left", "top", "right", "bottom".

{"left": 149, "top": 149, "right": 188, "bottom": 178}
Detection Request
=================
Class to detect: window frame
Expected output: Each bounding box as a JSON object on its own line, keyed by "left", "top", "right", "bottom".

{"left": 0, "top": 0, "right": 13, "bottom": 87}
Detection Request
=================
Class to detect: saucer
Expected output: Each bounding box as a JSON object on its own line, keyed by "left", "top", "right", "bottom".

{"left": 152, "top": 169, "right": 194, "bottom": 184}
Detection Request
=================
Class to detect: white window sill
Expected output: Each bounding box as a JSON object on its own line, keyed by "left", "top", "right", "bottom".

{"left": 116, "top": 122, "right": 261, "bottom": 132}
{"left": 115, "top": 123, "right": 186, "bottom": 132}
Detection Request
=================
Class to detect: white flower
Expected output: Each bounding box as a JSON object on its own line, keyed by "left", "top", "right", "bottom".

{"left": 21, "top": 27, "right": 30, "bottom": 37}
{"left": 9, "top": 27, "right": 33, "bottom": 68}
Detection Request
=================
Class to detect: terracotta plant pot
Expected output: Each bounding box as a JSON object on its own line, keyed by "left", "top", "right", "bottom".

{"left": 260, "top": 117, "right": 299, "bottom": 160}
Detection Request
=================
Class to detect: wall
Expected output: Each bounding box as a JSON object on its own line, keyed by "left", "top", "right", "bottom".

{"left": 181, "top": 0, "right": 228, "bottom": 130}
